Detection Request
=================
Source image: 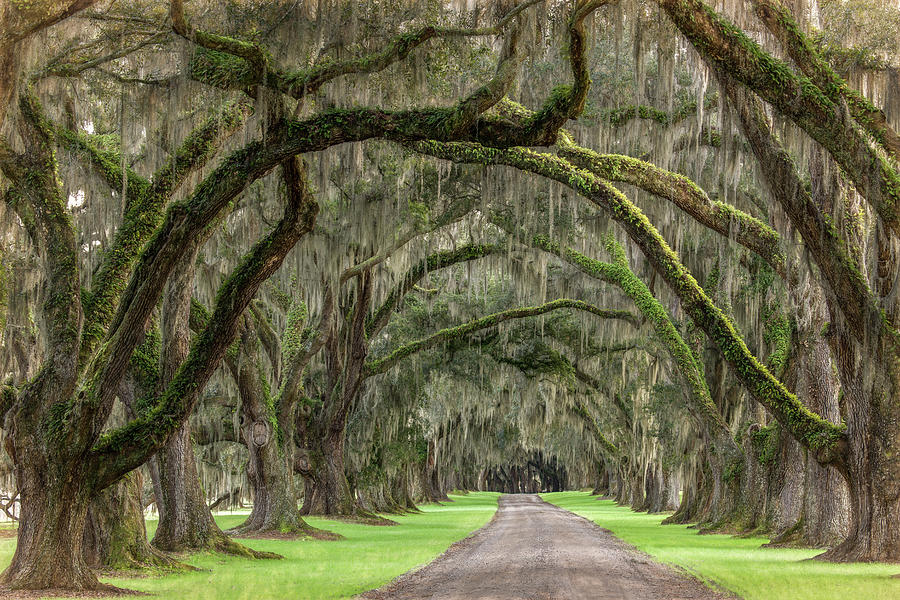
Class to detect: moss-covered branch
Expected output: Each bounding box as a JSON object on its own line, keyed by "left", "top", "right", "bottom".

{"left": 719, "top": 71, "right": 899, "bottom": 353}
{"left": 493, "top": 101, "right": 782, "bottom": 278}
{"left": 89, "top": 157, "right": 318, "bottom": 489}
{"left": 751, "top": 0, "right": 900, "bottom": 161}
{"left": 656, "top": 0, "right": 900, "bottom": 237}
{"left": 602, "top": 94, "right": 717, "bottom": 128}
{"left": 365, "top": 298, "right": 639, "bottom": 377}
{"left": 341, "top": 194, "right": 479, "bottom": 284}
{"left": 557, "top": 134, "right": 786, "bottom": 278}
{"left": 366, "top": 243, "right": 500, "bottom": 338}
{"left": 511, "top": 0, "right": 609, "bottom": 141}
{"left": 55, "top": 127, "right": 148, "bottom": 203}
{"left": 571, "top": 399, "right": 620, "bottom": 459}
{"left": 531, "top": 234, "right": 729, "bottom": 438}
{"left": 5, "top": 90, "right": 83, "bottom": 407}
{"left": 100, "top": 97, "right": 601, "bottom": 383}
{"left": 186, "top": 1, "right": 540, "bottom": 99}
{"left": 75, "top": 101, "right": 250, "bottom": 368}
{"left": 411, "top": 139, "right": 847, "bottom": 464}
{"left": 278, "top": 286, "right": 333, "bottom": 425}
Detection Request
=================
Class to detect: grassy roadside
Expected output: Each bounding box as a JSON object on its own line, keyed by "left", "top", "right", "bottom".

{"left": 0, "top": 492, "right": 499, "bottom": 600}
{"left": 542, "top": 491, "right": 900, "bottom": 600}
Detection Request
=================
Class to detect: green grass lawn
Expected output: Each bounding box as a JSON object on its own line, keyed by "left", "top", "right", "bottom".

{"left": 542, "top": 491, "right": 900, "bottom": 600}
{"left": 0, "top": 492, "right": 499, "bottom": 599}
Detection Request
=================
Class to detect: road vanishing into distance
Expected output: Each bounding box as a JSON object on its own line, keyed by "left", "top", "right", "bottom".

{"left": 361, "top": 494, "right": 725, "bottom": 600}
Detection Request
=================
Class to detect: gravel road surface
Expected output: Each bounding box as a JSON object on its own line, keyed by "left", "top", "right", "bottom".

{"left": 359, "top": 494, "right": 727, "bottom": 600}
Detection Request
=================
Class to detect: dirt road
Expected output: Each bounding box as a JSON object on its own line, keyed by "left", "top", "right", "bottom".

{"left": 359, "top": 494, "right": 727, "bottom": 600}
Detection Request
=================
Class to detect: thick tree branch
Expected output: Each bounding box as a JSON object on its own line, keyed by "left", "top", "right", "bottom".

{"left": 89, "top": 157, "right": 318, "bottom": 490}
{"left": 529, "top": 234, "right": 728, "bottom": 439}
{"left": 3, "top": 91, "right": 83, "bottom": 413}
{"left": 556, "top": 133, "right": 787, "bottom": 278}
{"left": 510, "top": 0, "right": 608, "bottom": 141}
{"left": 718, "top": 71, "right": 898, "bottom": 353}
{"left": 249, "top": 302, "right": 281, "bottom": 382}
{"left": 366, "top": 243, "right": 501, "bottom": 338}
{"left": 73, "top": 101, "right": 251, "bottom": 369}
{"left": 278, "top": 285, "right": 333, "bottom": 426}
{"left": 411, "top": 139, "right": 847, "bottom": 464}
{"left": 184, "top": 0, "right": 541, "bottom": 100}
{"left": 493, "top": 100, "right": 783, "bottom": 278}
{"left": 751, "top": 0, "right": 900, "bottom": 162}
{"left": 341, "top": 194, "right": 479, "bottom": 285}
{"left": 1, "top": 0, "right": 100, "bottom": 45}
{"left": 657, "top": 0, "right": 900, "bottom": 237}
{"left": 365, "top": 299, "right": 639, "bottom": 377}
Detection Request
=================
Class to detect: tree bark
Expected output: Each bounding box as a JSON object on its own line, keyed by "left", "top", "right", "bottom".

{"left": 229, "top": 380, "right": 334, "bottom": 538}
{"left": 820, "top": 331, "right": 900, "bottom": 562}
{"left": 423, "top": 440, "right": 450, "bottom": 503}
{"left": 298, "top": 430, "right": 360, "bottom": 516}
{"left": 148, "top": 243, "right": 270, "bottom": 557}
{"left": 83, "top": 471, "right": 184, "bottom": 571}
{"left": 0, "top": 458, "right": 98, "bottom": 590}
{"left": 150, "top": 423, "right": 268, "bottom": 556}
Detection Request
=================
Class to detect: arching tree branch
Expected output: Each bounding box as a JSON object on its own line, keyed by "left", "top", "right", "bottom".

{"left": 365, "top": 298, "right": 639, "bottom": 377}
{"left": 410, "top": 139, "right": 847, "bottom": 465}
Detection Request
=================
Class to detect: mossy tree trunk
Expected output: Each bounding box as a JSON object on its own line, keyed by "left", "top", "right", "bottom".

{"left": 83, "top": 471, "right": 183, "bottom": 571}
{"left": 297, "top": 272, "right": 372, "bottom": 518}
{"left": 149, "top": 246, "right": 260, "bottom": 556}
{"left": 0, "top": 3, "right": 548, "bottom": 588}
{"left": 821, "top": 328, "right": 900, "bottom": 561}
{"left": 150, "top": 423, "right": 260, "bottom": 556}
{"left": 231, "top": 380, "right": 309, "bottom": 535}
{"left": 298, "top": 425, "right": 361, "bottom": 516}
{"left": 645, "top": 465, "right": 679, "bottom": 513}
{"left": 0, "top": 454, "right": 97, "bottom": 590}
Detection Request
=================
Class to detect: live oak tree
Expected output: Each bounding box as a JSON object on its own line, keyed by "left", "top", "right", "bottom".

{"left": 0, "top": 0, "right": 603, "bottom": 591}
{"left": 2, "top": 0, "right": 900, "bottom": 593}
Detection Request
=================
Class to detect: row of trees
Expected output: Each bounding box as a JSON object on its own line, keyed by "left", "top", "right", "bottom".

{"left": 0, "top": 0, "right": 898, "bottom": 593}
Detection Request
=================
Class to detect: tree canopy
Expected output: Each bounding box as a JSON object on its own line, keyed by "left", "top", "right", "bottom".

{"left": 1, "top": 0, "right": 899, "bottom": 593}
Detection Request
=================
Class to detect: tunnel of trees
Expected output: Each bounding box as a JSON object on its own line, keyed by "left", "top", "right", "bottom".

{"left": 0, "top": 0, "right": 898, "bottom": 593}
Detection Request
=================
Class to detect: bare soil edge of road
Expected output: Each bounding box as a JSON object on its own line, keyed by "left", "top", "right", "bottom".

{"left": 357, "top": 494, "right": 735, "bottom": 600}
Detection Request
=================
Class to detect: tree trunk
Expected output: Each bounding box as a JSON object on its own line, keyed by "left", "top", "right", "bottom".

{"left": 0, "top": 458, "right": 100, "bottom": 591}
{"left": 231, "top": 436, "right": 310, "bottom": 535}
{"left": 665, "top": 466, "right": 707, "bottom": 525}
{"left": 591, "top": 466, "right": 610, "bottom": 496}
{"left": 423, "top": 441, "right": 450, "bottom": 503}
{"left": 230, "top": 404, "right": 334, "bottom": 538}
{"left": 629, "top": 474, "right": 644, "bottom": 508}
{"left": 663, "top": 470, "right": 681, "bottom": 511}
{"left": 705, "top": 441, "right": 747, "bottom": 529}
{"left": 150, "top": 423, "right": 272, "bottom": 557}
{"left": 820, "top": 343, "right": 900, "bottom": 562}
{"left": 150, "top": 248, "right": 272, "bottom": 557}
{"left": 83, "top": 471, "right": 184, "bottom": 571}
{"left": 299, "top": 430, "right": 361, "bottom": 516}
{"left": 647, "top": 466, "right": 679, "bottom": 513}
{"left": 765, "top": 333, "right": 849, "bottom": 547}
{"left": 633, "top": 465, "right": 653, "bottom": 512}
